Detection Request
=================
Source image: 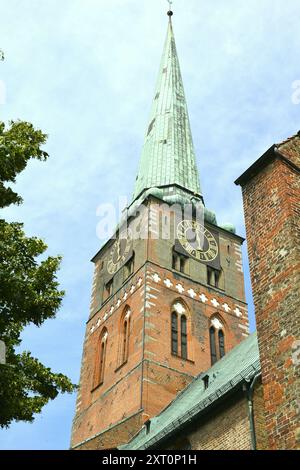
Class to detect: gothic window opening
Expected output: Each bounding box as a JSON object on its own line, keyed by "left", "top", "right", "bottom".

{"left": 93, "top": 329, "right": 108, "bottom": 389}
{"left": 171, "top": 312, "right": 178, "bottom": 355}
{"left": 122, "top": 320, "right": 128, "bottom": 362}
{"left": 210, "top": 317, "right": 226, "bottom": 365}
{"left": 218, "top": 329, "right": 225, "bottom": 358}
{"left": 210, "top": 326, "right": 217, "bottom": 365}
{"left": 119, "top": 308, "right": 131, "bottom": 366}
{"left": 181, "top": 315, "right": 187, "bottom": 360}
{"left": 171, "top": 302, "right": 189, "bottom": 360}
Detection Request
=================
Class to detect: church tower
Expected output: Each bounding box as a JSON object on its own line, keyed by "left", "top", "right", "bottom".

{"left": 71, "top": 10, "right": 250, "bottom": 451}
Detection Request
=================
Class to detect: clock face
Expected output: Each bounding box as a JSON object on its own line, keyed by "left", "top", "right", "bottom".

{"left": 177, "top": 220, "right": 218, "bottom": 262}
{"left": 107, "top": 229, "right": 132, "bottom": 275}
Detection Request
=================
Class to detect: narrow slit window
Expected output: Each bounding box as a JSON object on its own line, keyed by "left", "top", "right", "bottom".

{"left": 172, "top": 252, "right": 177, "bottom": 270}
{"left": 99, "top": 341, "right": 106, "bottom": 384}
{"left": 210, "top": 326, "right": 217, "bottom": 365}
{"left": 122, "top": 320, "right": 128, "bottom": 363}
{"left": 147, "top": 118, "right": 156, "bottom": 136}
{"left": 181, "top": 315, "right": 187, "bottom": 360}
{"left": 105, "top": 279, "right": 113, "bottom": 300}
{"left": 218, "top": 330, "right": 225, "bottom": 358}
{"left": 171, "top": 312, "right": 178, "bottom": 355}
{"left": 180, "top": 256, "right": 186, "bottom": 273}
{"left": 93, "top": 331, "right": 108, "bottom": 389}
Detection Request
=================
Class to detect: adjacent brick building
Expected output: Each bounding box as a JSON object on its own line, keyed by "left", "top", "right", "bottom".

{"left": 235, "top": 134, "right": 300, "bottom": 450}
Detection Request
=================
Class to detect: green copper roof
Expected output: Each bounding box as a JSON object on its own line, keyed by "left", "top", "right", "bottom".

{"left": 133, "top": 17, "right": 202, "bottom": 202}
{"left": 120, "top": 333, "right": 260, "bottom": 450}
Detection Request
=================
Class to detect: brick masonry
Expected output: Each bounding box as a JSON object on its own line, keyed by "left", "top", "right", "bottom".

{"left": 164, "top": 392, "right": 252, "bottom": 450}
{"left": 70, "top": 198, "right": 249, "bottom": 450}
{"left": 237, "top": 134, "right": 300, "bottom": 450}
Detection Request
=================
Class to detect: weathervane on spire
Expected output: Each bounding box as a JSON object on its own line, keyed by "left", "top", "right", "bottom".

{"left": 167, "top": 0, "right": 174, "bottom": 17}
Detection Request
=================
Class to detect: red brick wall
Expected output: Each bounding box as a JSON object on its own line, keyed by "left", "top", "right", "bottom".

{"left": 165, "top": 393, "right": 251, "bottom": 450}
{"left": 253, "top": 381, "right": 268, "bottom": 450}
{"left": 73, "top": 411, "right": 144, "bottom": 450}
{"left": 240, "top": 139, "right": 300, "bottom": 449}
{"left": 71, "top": 198, "right": 250, "bottom": 450}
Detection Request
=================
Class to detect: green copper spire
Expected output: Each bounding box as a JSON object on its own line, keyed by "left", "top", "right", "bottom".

{"left": 133, "top": 12, "right": 202, "bottom": 204}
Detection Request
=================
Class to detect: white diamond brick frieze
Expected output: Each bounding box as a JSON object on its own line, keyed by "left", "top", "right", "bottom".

{"left": 164, "top": 279, "right": 173, "bottom": 288}
{"left": 199, "top": 294, "right": 208, "bottom": 303}
{"left": 176, "top": 284, "right": 185, "bottom": 294}
{"left": 222, "top": 303, "right": 231, "bottom": 313}
{"left": 188, "top": 289, "right": 197, "bottom": 299}
{"left": 211, "top": 298, "right": 220, "bottom": 308}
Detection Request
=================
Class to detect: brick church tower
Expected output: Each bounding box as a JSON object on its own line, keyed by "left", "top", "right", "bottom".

{"left": 71, "top": 11, "right": 250, "bottom": 450}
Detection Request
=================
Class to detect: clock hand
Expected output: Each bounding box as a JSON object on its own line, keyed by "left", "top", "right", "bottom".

{"left": 196, "top": 230, "right": 203, "bottom": 250}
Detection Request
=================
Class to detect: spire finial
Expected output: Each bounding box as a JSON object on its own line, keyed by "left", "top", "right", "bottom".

{"left": 167, "top": 0, "right": 173, "bottom": 18}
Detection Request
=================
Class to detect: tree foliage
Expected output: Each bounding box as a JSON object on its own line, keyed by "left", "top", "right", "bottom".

{"left": 0, "top": 120, "right": 76, "bottom": 428}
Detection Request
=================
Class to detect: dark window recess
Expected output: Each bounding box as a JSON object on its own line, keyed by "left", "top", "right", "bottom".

{"left": 147, "top": 118, "right": 156, "bottom": 136}
{"left": 203, "top": 374, "right": 209, "bottom": 390}
{"left": 104, "top": 279, "right": 113, "bottom": 300}
{"left": 181, "top": 315, "right": 187, "bottom": 360}
{"left": 218, "top": 330, "right": 225, "bottom": 358}
{"left": 180, "top": 256, "right": 187, "bottom": 274}
{"left": 163, "top": 66, "right": 168, "bottom": 73}
{"left": 155, "top": 92, "right": 160, "bottom": 100}
{"left": 93, "top": 332, "right": 107, "bottom": 389}
{"left": 207, "top": 267, "right": 221, "bottom": 288}
{"left": 171, "top": 312, "right": 178, "bottom": 355}
{"left": 210, "top": 326, "right": 217, "bottom": 365}
{"left": 172, "top": 249, "right": 188, "bottom": 274}
{"left": 145, "top": 420, "right": 151, "bottom": 435}
{"left": 122, "top": 320, "right": 128, "bottom": 363}
{"left": 172, "top": 253, "right": 177, "bottom": 270}
{"left": 99, "top": 341, "right": 106, "bottom": 384}
{"left": 125, "top": 255, "right": 134, "bottom": 279}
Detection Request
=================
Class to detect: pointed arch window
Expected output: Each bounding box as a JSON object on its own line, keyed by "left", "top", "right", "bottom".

{"left": 171, "top": 302, "right": 189, "bottom": 360}
{"left": 218, "top": 329, "right": 225, "bottom": 358}
{"left": 118, "top": 307, "right": 131, "bottom": 367}
{"left": 93, "top": 329, "right": 108, "bottom": 389}
{"left": 210, "top": 326, "right": 217, "bottom": 365}
{"left": 171, "top": 312, "right": 178, "bottom": 355}
{"left": 121, "top": 309, "right": 131, "bottom": 364}
{"left": 181, "top": 315, "right": 187, "bottom": 360}
{"left": 209, "top": 317, "right": 226, "bottom": 365}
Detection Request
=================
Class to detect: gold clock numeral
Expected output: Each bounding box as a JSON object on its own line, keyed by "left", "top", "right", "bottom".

{"left": 177, "top": 220, "right": 218, "bottom": 262}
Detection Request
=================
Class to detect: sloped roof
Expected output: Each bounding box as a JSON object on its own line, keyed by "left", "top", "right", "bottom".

{"left": 235, "top": 131, "right": 300, "bottom": 186}
{"left": 120, "top": 333, "right": 260, "bottom": 450}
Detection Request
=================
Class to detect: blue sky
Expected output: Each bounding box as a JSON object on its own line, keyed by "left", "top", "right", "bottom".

{"left": 0, "top": 0, "right": 299, "bottom": 450}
